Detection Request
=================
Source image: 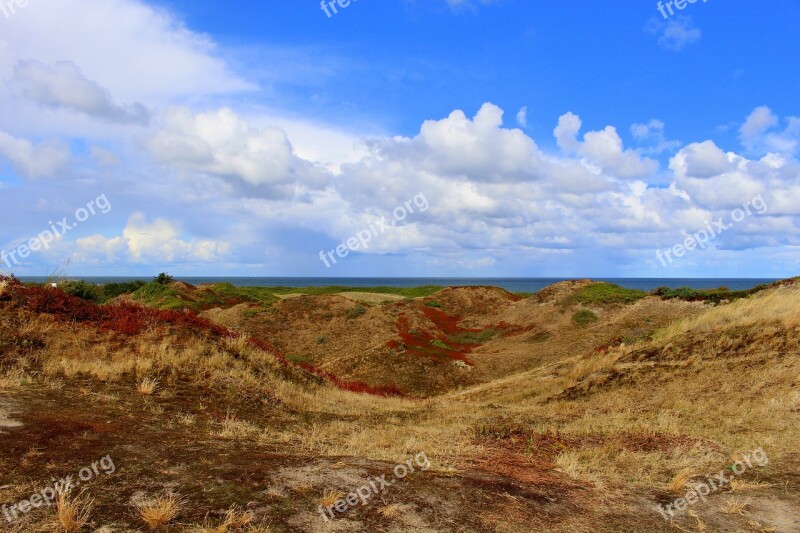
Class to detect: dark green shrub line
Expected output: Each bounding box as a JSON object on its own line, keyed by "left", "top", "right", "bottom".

{"left": 568, "top": 283, "right": 648, "bottom": 305}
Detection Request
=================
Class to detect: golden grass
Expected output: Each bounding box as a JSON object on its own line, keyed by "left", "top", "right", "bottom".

{"left": 55, "top": 490, "right": 93, "bottom": 533}
{"left": 221, "top": 507, "right": 254, "bottom": 529}
{"left": 668, "top": 468, "right": 694, "bottom": 494}
{"left": 176, "top": 413, "right": 196, "bottom": 426}
{"left": 136, "top": 494, "right": 182, "bottom": 530}
{"left": 729, "top": 479, "right": 774, "bottom": 492}
{"left": 654, "top": 284, "right": 800, "bottom": 343}
{"left": 320, "top": 490, "right": 345, "bottom": 508}
{"left": 216, "top": 415, "right": 262, "bottom": 440}
{"left": 137, "top": 377, "right": 159, "bottom": 395}
{"left": 378, "top": 504, "right": 402, "bottom": 518}
{"left": 720, "top": 496, "right": 751, "bottom": 515}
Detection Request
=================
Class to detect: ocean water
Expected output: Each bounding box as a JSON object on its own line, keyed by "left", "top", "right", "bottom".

{"left": 17, "top": 277, "right": 780, "bottom": 293}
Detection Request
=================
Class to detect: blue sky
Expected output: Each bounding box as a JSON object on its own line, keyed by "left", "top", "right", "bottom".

{"left": 0, "top": 0, "right": 799, "bottom": 278}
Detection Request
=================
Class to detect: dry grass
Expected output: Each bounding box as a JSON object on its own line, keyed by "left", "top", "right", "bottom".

{"left": 137, "top": 377, "right": 159, "bottom": 395}
{"left": 136, "top": 494, "right": 182, "bottom": 530}
{"left": 668, "top": 469, "right": 694, "bottom": 494}
{"left": 720, "top": 496, "right": 751, "bottom": 515}
{"left": 729, "top": 479, "right": 774, "bottom": 492}
{"left": 189, "top": 507, "right": 254, "bottom": 532}
{"left": 55, "top": 490, "right": 93, "bottom": 533}
{"left": 176, "top": 413, "right": 197, "bottom": 426}
{"left": 320, "top": 490, "right": 345, "bottom": 508}
{"left": 378, "top": 504, "right": 402, "bottom": 518}
{"left": 221, "top": 508, "right": 254, "bottom": 529}
{"left": 654, "top": 284, "right": 800, "bottom": 343}
{"left": 216, "top": 415, "right": 262, "bottom": 440}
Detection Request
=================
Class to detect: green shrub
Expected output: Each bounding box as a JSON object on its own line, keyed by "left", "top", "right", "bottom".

{"left": 430, "top": 339, "right": 450, "bottom": 349}
{"left": 653, "top": 286, "right": 754, "bottom": 304}
{"left": 569, "top": 283, "right": 647, "bottom": 305}
{"left": 131, "top": 282, "right": 195, "bottom": 310}
{"left": 573, "top": 309, "right": 599, "bottom": 326}
{"left": 61, "top": 280, "right": 100, "bottom": 303}
{"left": 62, "top": 279, "right": 152, "bottom": 304}
{"left": 154, "top": 272, "right": 174, "bottom": 285}
{"left": 425, "top": 301, "right": 443, "bottom": 308}
{"left": 100, "top": 281, "right": 146, "bottom": 302}
{"left": 200, "top": 283, "right": 278, "bottom": 308}
{"left": 346, "top": 305, "right": 367, "bottom": 319}
{"left": 525, "top": 331, "right": 551, "bottom": 343}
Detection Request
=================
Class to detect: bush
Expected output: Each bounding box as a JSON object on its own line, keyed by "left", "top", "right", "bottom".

{"left": 345, "top": 304, "right": 367, "bottom": 319}
{"left": 61, "top": 279, "right": 147, "bottom": 304}
{"left": 100, "top": 280, "right": 146, "bottom": 302}
{"left": 653, "top": 286, "right": 754, "bottom": 304}
{"left": 61, "top": 280, "right": 100, "bottom": 303}
{"left": 573, "top": 309, "right": 599, "bottom": 326}
{"left": 131, "top": 282, "right": 194, "bottom": 310}
{"left": 425, "top": 301, "right": 443, "bottom": 308}
{"left": 569, "top": 283, "right": 648, "bottom": 305}
{"left": 154, "top": 272, "right": 174, "bottom": 285}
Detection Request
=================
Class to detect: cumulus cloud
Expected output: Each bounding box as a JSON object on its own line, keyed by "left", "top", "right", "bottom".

{"left": 147, "top": 107, "right": 328, "bottom": 194}
{"left": 0, "top": 130, "right": 70, "bottom": 179}
{"left": 76, "top": 212, "right": 230, "bottom": 263}
{"left": 13, "top": 61, "right": 150, "bottom": 125}
{"left": 740, "top": 106, "right": 799, "bottom": 155}
{"left": 554, "top": 112, "right": 658, "bottom": 179}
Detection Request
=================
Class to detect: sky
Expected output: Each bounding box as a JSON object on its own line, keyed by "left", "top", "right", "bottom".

{"left": 0, "top": 0, "right": 799, "bottom": 278}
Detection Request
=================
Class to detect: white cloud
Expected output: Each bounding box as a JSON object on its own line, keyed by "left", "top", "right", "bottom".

{"left": 740, "top": 106, "right": 799, "bottom": 155}
{"left": 76, "top": 212, "right": 230, "bottom": 263}
{"left": 0, "top": 0, "right": 251, "bottom": 105}
{"left": 13, "top": 61, "right": 150, "bottom": 125}
{"left": 630, "top": 119, "right": 682, "bottom": 155}
{"left": 647, "top": 17, "right": 702, "bottom": 51}
{"left": 0, "top": 130, "right": 70, "bottom": 178}
{"left": 516, "top": 106, "right": 528, "bottom": 128}
{"left": 554, "top": 112, "right": 658, "bottom": 179}
{"left": 147, "top": 107, "right": 328, "bottom": 194}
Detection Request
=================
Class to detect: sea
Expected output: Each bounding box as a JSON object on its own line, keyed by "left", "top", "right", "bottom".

{"left": 16, "top": 277, "right": 781, "bottom": 293}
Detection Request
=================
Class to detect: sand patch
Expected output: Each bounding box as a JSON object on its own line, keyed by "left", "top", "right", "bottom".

{"left": 0, "top": 398, "right": 22, "bottom": 432}
{"left": 337, "top": 292, "right": 406, "bottom": 304}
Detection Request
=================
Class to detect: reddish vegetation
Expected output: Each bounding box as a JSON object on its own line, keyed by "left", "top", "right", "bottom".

{"left": 298, "top": 363, "right": 403, "bottom": 397}
{"left": 388, "top": 313, "right": 476, "bottom": 365}
{"left": 2, "top": 278, "right": 401, "bottom": 398}
{"left": 387, "top": 306, "right": 534, "bottom": 366}
{"left": 8, "top": 280, "right": 233, "bottom": 337}
{"left": 422, "top": 306, "right": 464, "bottom": 334}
